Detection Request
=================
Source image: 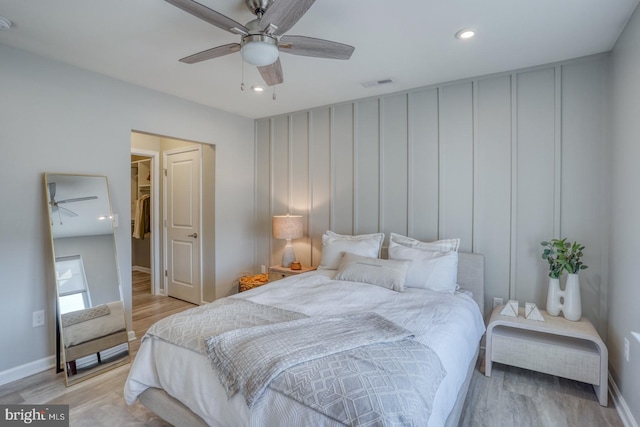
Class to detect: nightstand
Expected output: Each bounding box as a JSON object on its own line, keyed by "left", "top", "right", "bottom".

{"left": 268, "top": 265, "right": 316, "bottom": 282}
{"left": 485, "top": 305, "right": 608, "bottom": 406}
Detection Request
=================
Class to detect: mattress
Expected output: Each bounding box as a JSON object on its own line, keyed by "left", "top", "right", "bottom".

{"left": 125, "top": 269, "right": 485, "bottom": 426}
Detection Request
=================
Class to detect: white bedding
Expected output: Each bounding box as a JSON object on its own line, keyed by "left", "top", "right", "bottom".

{"left": 125, "top": 270, "right": 485, "bottom": 427}
{"left": 63, "top": 300, "right": 125, "bottom": 348}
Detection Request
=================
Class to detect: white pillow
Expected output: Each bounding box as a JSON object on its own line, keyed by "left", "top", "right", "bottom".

{"left": 389, "top": 232, "right": 460, "bottom": 252}
{"left": 334, "top": 252, "right": 410, "bottom": 292}
{"left": 388, "top": 235, "right": 459, "bottom": 293}
{"left": 318, "top": 231, "right": 384, "bottom": 270}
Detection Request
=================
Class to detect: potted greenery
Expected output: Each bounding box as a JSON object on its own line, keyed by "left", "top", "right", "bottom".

{"left": 540, "top": 238, "right": 588, "bottom": 321}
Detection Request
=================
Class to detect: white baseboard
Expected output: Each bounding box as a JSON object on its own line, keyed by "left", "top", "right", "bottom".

{"left": 0, "top": 355, "right": 55, "bottom": 387}
{"left": 1, "top": 332, "right": 138, "bottom": 386}
{"left": 610, "top": 373, "right": 639, "bottom": 427}
{"left": 132, "top": 265, "right": 151, "bottom": 274}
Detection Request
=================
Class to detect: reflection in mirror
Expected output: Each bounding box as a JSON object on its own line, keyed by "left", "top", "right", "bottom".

{"left": 44, "top": 173, "right": 130, "bottom": 386}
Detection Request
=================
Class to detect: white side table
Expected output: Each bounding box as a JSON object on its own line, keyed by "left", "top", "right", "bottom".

{"left": 485, "top": 306, "right": 608, "bottom": 406}
{"left": 268, "top": 265, "right": 316, "bottom": 282}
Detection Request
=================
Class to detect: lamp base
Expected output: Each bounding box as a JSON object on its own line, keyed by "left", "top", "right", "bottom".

{"left": 281, "top": 240, "right": 296, "bottom": 268}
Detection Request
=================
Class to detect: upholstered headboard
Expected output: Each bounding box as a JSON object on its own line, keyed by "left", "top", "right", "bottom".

{"left": 457, "top": 252, "right": 485, "bottom": 316}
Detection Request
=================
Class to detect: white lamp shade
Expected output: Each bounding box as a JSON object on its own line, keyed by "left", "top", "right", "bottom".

{"left": 241, "top": 41, "right": 279, "bottom": 66}
{"left": 272, "top": 215, "right": 303, "bottom": 240}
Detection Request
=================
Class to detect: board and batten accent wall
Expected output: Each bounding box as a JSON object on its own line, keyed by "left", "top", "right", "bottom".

{"left": 255, "top": 54, "right": 610, "bottom": 335}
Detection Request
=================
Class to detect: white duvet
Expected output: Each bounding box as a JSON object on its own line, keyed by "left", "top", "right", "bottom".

{"left": 125, "top": 270, "right": 485, "bottom": 427}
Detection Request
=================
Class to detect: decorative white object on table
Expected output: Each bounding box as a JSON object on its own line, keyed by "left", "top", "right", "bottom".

{"left": 500, "top": 300, "right": 519, "bottom": 317}
{"left": 546, "top": 274, "right": 582, "bottom": 321}
{"left": 541, "top": 239, "right": 587, "bottom": 322}
{"left": 546, "top": 277, "right": 561, "bottom": 316}
{"left": 525, "top": 303, "right": 544, "bottom": 321}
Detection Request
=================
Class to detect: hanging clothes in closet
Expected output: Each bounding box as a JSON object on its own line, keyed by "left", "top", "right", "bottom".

{"left": 132, "top": 194, "right": 150, "bottom": 239}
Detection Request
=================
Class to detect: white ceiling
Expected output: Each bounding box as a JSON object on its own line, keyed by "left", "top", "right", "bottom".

{"left": 0, "top": 0, "right": 637, "bottom": 119}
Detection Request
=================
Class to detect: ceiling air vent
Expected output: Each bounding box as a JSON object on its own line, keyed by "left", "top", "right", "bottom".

{"left": 361, "top": 78, "right": 394, "bottom": 88}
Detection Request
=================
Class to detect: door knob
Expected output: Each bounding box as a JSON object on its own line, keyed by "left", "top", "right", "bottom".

{"left": 187, "top": 233, "right": 198, "bottom": 238}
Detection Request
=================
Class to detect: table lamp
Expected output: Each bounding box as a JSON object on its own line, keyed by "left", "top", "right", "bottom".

{"left": 272, "top": 214, "right": 303, "bottom": 267}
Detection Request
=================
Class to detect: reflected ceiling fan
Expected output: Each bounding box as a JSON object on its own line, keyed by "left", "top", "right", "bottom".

{"left": 48, "top": 182, "right": 98, "bottom": 221}
{"left": 165, "top": 0, "right": 355, "bottom": 87}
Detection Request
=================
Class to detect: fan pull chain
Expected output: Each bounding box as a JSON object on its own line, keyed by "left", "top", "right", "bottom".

{"left": 240, "top": 59, "right": 245, "bottom": 91}
{"left": 272, "top": 86, "right": 276, "bottom": 101}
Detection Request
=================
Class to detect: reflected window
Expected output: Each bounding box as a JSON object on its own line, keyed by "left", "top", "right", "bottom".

{"left": 55, "top": 255, "right": 91, "bottom": 313}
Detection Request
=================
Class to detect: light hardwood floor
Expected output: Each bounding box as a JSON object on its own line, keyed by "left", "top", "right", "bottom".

{"left": 0, "top": 271, "right": 195, "bottom": 426}
{"left": 459, "top": 356, "right": 624, "bottom": 427}
{"left": 0, "top": 274, "right": 626, "bottom": 426}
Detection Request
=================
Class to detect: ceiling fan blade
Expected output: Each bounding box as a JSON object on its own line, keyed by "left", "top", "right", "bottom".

{"left": 57, "top": 196, "right": 98, "bottom": 204}
{"left": 165, "top": 0, "right": 248, "bottom": 34}
{"left": 260, "top": 0, "right": 316, "bottom": 35}
{"left": 279, "top": 35, "right": 355, "bottom": 60}
{"left": 179, "top": 43, "right": 241, "bottom": 64}
{"left": 57, "top": 205, "right": 78, "bottom": 217}
{"left": 48, "top": 182, "right": 56, "bottom": 199}
{"left": 257, "top": 58, "right": 284, "bottom": 86}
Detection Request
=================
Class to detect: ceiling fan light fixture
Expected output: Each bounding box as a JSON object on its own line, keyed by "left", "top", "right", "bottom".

{"left": 251, "top": 85, "right": 265, "bottom": 92}
{"left": 241, "top": 35, "right": 279, "bottom": 66}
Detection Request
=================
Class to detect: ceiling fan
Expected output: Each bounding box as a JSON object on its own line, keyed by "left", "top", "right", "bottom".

{"left": 165, "top": 0, "right": 355, "bottom": 86}
{"left": 48, "top": 182, "right": 98, "bottom": 219}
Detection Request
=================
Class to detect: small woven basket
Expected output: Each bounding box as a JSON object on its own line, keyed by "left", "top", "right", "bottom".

{"left": 239, "top": 273, "right": 269, "bottom": 292}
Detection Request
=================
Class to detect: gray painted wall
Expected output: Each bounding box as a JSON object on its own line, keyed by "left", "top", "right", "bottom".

{"left": 610, "top": 3, "right": 640, "bottom": 422}
{"left": 256, "top": 55, "right": 611, "bottom": 337}
{"left": 0, "top": 44, "right": 255, "bottom": 374}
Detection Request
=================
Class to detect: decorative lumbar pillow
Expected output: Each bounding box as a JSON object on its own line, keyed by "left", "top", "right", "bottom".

{"left": 389, "top": 232, "right": 460, "bottom": 252}
{"left": 388, "top": 234, "right": 460, "bottom": 293}
{"left": 318, "top": 231, "right": 384, "bottom": 270}
{"left": 334, "top": 252, "right": 411, "bottom": 292}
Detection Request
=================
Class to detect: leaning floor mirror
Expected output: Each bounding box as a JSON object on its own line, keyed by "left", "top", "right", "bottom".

{"left": 44, "top": 173, "right": 130, "bottom": 386}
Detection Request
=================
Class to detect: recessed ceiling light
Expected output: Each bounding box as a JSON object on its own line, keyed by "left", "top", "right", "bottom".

{"left": 455, "top": 28, "right": 476, "bottom": 40}
{"left": 0, "top": 16, "right": 12, "bottom": 30}
{"left": 251, "top": 85, "right": 265, "bottom": 93}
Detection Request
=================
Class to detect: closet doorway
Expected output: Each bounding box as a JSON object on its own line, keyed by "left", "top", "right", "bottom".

{"left": 131, "top": 150, "right": 160, "bottom": 295}
{"left": 130, "top": 131, "right": 216, "bottom": 306}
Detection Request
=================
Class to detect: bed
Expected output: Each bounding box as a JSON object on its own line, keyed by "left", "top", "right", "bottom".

{"left": 61, "top": 300, "right": 128, "bottom": 373}
{"left": 125, "top": 234, "right": 485, "bottom": 427}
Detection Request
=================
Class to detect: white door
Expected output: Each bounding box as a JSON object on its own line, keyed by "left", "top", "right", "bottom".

{"left": 165, "top": 147, "right": 201, "bottom": 304}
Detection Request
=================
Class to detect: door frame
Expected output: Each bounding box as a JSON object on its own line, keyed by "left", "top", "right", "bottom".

{"left": 163, "top": 145, "right": 203, "bottom": 304}
{"left": 130, "top": 148, "right": 162, "bottom": 296}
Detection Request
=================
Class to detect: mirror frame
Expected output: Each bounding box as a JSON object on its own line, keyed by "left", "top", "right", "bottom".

{"left": 44, "top": 173, "right": 130, "bottom": 386}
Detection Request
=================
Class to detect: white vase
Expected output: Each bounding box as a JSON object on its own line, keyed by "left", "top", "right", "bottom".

{"left": 562, "top": 273, "right": 582, "bottom": 321}
{"left": 546, "top": 274, "right": 582, "bottom": 321}
{"left": 546, "top": 277, "right": 561, "bottom": 316}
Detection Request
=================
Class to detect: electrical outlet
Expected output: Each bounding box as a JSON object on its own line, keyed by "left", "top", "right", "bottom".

{"left": 624, "top": 337, "right": 630, "bottom": 362}
{"left": 493, "top": 297, "right": 504, "bottom": 308}
{"left": 261, "top": 265, "right": 267, "bottom": 274}
{"left": 32, "top": 310, "right": 45, "bottom": 327}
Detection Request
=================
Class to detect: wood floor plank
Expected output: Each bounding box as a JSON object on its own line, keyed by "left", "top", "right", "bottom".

{"left": 0, "top": 272, "right": 193, "bottom": 425}
{"left": 459, "top": 355, "right": 624, "bottom": 427}
{"left": 0, "top": 274, "right": 625, "bottom": 426}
